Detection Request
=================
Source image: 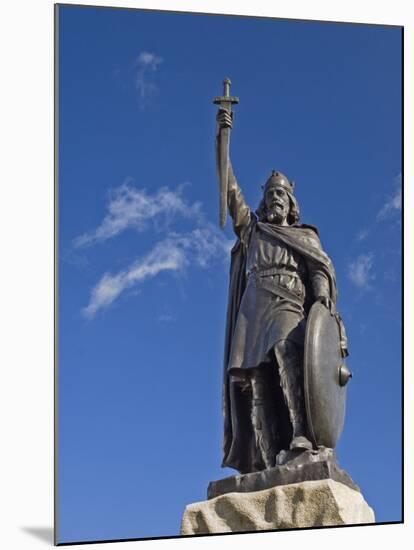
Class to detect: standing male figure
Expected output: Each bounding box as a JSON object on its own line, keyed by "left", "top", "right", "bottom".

{"left": 217, "top": 109, "right": 340, "bottom": 474}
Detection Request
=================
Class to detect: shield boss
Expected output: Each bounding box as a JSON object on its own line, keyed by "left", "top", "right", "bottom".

{"left": 304, "top": 302, "right": 350, "bottom": 448}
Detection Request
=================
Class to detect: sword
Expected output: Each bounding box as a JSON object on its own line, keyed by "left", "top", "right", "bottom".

{"left": 213, "top": 78, "right": 239, "bottom": 228}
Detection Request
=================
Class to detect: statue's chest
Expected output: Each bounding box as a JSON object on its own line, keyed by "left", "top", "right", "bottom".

{"left": 246, "top": 230, "right": 305, "bottom": 275}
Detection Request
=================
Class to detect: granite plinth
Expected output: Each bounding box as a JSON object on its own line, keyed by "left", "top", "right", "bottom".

{"left": 181, "top": 478, "right": 375, "bottom": 535}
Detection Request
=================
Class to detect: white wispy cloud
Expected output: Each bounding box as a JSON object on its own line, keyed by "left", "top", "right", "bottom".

{"left": 82, "top": 225, "right": 233, "bottom": 318}
{"left": 167, "top": 226, "right": 234, "bottom": 267}
{"left": 377, "top": 174, "right": 402, "bottom": 221}
{"left": 356, "top": 228, "right": 369, "bottom": 242}
{"left": 158, "top": 314, "right": 174, "bottom": 323}
{"left": 354, "top": 174, "right": 401, "bottom": 241}
{"left": 82, "top": 239, "right": 185, "bottom": 319}
{"left": 134, "top": 51, "right": 163, "bottom": 108}
{"left": 74, "top": 180, "right": 201, "bottom": 248}
{"left": 347, "top": 253, "right": 375, "bottom": 289}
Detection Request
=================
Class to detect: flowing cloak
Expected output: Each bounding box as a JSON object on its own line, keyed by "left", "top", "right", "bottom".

{"left": 222, "top": 218, "right": 343, "bottom": 473}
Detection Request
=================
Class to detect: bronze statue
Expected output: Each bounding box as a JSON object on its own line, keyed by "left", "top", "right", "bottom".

{"left": 214, "top": 80, "right": 350, "bottom": 476}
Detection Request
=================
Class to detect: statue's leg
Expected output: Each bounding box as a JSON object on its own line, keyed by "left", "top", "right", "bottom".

{"left": 273, "top": 340, "right": 313, "bottom": 451}
{"left": 250, "top": 367, "right": 278, "bottom": 469}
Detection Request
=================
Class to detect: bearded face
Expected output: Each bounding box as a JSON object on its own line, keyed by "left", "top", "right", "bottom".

{"left": 264, "top": 184, "right": 290, "bottom": 225}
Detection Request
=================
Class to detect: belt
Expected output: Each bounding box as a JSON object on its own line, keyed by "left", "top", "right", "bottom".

{"left": 247, "top": 267, "right": 300, "bottom": 279}
{"left": 259, "top": 279, "right": 304, "bottom": 307}
{"left": 247, "top": 268, "right": 305, "bottom": 307}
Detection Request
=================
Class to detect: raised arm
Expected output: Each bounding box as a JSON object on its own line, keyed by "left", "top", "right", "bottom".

{"left": 216, "top": 110, "right": 251, "bottom": 240}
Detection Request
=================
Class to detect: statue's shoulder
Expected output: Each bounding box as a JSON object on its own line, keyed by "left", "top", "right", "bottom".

{"left": 293, "top": 223, "right": 320, "bottom": 238}
{"left": 290, "top": 224, "right": 323, "bottom": 251}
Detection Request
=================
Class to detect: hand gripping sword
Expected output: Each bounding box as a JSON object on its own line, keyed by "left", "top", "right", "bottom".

{"left": 213, "top": 78, "right": 239, "bottom": 228}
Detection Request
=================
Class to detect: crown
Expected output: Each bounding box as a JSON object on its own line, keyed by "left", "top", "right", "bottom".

{"left": 262, "top": 170, "right": 295, "bottom": 193}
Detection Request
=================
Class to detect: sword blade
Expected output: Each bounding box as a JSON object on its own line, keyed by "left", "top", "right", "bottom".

{"left": 218, "top": 127, "right": 229, "bottom": 228}
{"left": 213, "top": 79, "right": 239, "bottom": 229}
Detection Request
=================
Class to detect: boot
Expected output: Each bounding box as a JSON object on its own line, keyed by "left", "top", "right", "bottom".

{"left": 250, "top": 369, "right": 278, "bottom": 469}
{"left": 274, "top": 340, "right": 313, "bottom": 452}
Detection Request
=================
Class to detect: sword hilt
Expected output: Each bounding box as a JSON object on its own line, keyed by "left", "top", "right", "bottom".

{"left": 223, "top": 77, "right": 231, "bottom": 97}
{"left": 213, "top": 77, "right": 239, "bottom": 111}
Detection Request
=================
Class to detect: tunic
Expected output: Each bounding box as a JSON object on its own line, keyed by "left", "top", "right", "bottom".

{"left": 228, "top": 227, "right": 307, "bottom": 374}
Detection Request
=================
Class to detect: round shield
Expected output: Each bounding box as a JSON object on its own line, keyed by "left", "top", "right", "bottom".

{"left": 304, "top": 302, "right": 351, "bottom": 448}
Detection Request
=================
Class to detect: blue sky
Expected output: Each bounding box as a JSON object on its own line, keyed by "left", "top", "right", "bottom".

{"left": 57, "top": 5, "right": 402, "bottom": 544}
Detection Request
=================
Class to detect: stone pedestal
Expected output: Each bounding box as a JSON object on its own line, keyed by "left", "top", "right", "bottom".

{"left": 180, "top": 478, "right": 375, "bottom": 535}
{"left": 208, "top": 447, "right": 359, "bottom": 499}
